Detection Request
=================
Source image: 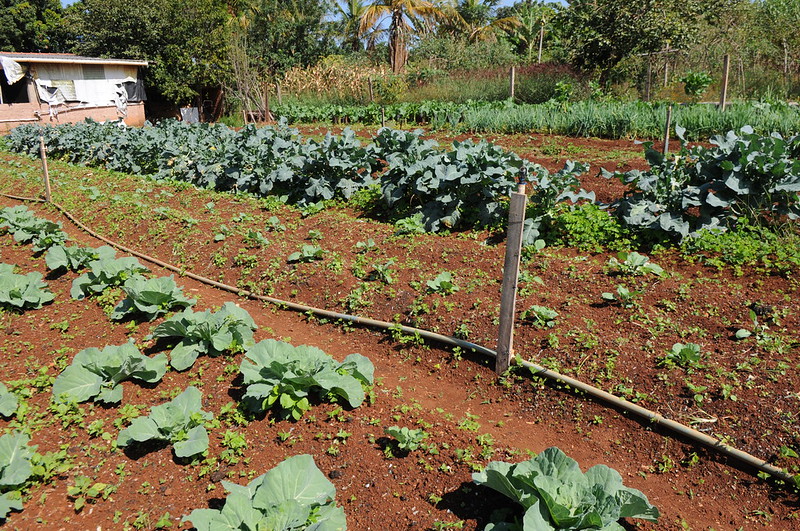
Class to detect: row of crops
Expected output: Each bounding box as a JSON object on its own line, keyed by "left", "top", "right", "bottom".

{"left": 7, "top": 120, "right": 591, "bottom": 243}
{"left": 270, "top": 100, "right": 800, "bottom": 140}
{"left": 0, "top": 205, "right": 663, "bottom": 529}
{"left": 6, "top": 120, "right": 800, "bottom": 251}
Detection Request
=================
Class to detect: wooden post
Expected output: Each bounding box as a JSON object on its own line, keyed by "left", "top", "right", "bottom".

{"left": 509, "top": 66, "right": 516, "bottom": 101}
{"left": 368, "top": 77, "right": 374, "bottom": 103}
{"left": 496, "top": 171, "right": 528, "bottom": 374}
{"left": 719, "top": 54, "right": 730, "bottom": 111}
{"left": 662, "top": 104, "right": 673, "bottom": 156}
{"left": 276, "top": 83, "right": 282, "bottom": 105}
{"left": 381, "top": 107, "right": 385, "bottom": 128}
{"left": 645, "top": 59, "right": 652, "bottom": 102}
{"left": 537, "top": 24, "right": 544, "bottom": 63}
{"left": 39, "top": 136, "right": 51, "bottom": 203}
{"left": 663, "top": 56, "right": 669, "bottom": 87}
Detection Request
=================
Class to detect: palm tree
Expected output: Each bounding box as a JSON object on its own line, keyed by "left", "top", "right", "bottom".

{"left": 336, "top": 0, "right": 368, "bottom": 51}
{"left": 458, "top": 0, "right": 520, "bottom": 43}
{"left": 360, "top": 0, "right": 452, "bottom": 73}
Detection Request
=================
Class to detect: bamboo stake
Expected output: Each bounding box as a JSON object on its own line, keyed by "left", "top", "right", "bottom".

{"left": 39, "top": 136, "right": 51, "bottom": 203}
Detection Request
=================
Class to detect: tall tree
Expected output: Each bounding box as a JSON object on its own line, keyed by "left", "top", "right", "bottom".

{"left": 71, "top": 0, "right": 231, "bottom": 104}
{"left": 499, "top": 1, "right": 560, "bottom": 62}
{"left": 757, "top": 0, "right": 800, "bottom": 76}
{"left": 336, "top": 0, "right": 369, "bottom": 51}
{"left": 560, "top": 0, "right": 716, "bottom": 83}
{"left": 0, "top": 0, "right": 69, "bottom": 52}
{"left": 359, "top": 0, "right": 451, "bottom": 73}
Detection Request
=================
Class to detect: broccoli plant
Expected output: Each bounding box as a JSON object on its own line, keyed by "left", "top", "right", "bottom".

{"left": 117, "top": 386, "right": 213, "bottom": 458}
{"left": 239, "top": 339, "right": 374, "bottom": 421}
{"left": 51, "top": 343, "right": 168, "bottom": 404}
{"left": 110, "top": 276, "right": 196, "bottom": 321}
{"left": 150, "top": 302, "right": 257, "bottom": 371}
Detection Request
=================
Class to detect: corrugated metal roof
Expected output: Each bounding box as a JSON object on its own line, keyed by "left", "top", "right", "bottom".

{"left": 0, "top": 52, "right": 147, "bottom": 67}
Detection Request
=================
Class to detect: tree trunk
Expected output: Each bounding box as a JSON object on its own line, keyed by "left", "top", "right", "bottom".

{"left": 389, "top": 12, "right": 407, "bottom": 74}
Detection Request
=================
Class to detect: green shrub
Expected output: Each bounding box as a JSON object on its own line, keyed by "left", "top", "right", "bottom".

{"left": 545, "top": 203, "right": 631, "bottom": 251}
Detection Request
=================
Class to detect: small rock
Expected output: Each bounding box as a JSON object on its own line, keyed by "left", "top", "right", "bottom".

{"left": 328, "top": 470, "right": 343, "bottom": 479}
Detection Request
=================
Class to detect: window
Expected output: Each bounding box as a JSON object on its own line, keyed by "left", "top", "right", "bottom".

{"left": 82, "top": 64, "right": 105, "bottom": 80}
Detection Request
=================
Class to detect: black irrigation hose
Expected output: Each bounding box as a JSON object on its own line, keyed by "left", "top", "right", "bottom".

{"left": 1, "top": 190, "right": 796, "bottom": 486}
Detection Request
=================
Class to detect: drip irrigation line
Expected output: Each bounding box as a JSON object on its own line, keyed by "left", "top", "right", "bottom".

{"left": 1, "top": 190, "right": 795, "bottom": 486}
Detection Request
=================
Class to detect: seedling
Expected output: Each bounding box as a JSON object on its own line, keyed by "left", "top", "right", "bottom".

{"left": 607, "top": 251, "right": 664, "bottom": 277}
{"left": 384, "top": 426, "right": 428, "bottom": 453}
{"left": 426, "top": 272, "right": 459, "bottom": 295}
{"left": 288, "top": 245, "right": 324, "bottom": 263}
{"left": 601, "top": 285, "right": 640, "bottom": 308}
{"left": 660, "top": 342, "right": 703, "bottom": 371}
{"left": 521, "top": 305, "right": 558, "bottom": 328}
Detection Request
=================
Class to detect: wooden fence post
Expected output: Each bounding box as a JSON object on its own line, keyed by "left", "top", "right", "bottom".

{"left": 39, "top": 136, "right": 51, "bottom": 203}
{"left": 509, "top": 66, "right": 516, "bottom": 101}
{"left": 663, "top": 104, "right": 673, "bottom": 156}
{"left": 276, "top": 83, "right": 282, "bottom": 105}
{"left": 496, "top": 169, "right": 528, "bottom": 374}
{"left": 537, "top": 24, "right": 544, "bottom": 63}
{"left": 719, "top": 54, "right": 730, "bottom": 111}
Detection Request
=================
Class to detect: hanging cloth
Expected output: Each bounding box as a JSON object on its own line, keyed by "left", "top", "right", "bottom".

{"left": 0, "top": 56, "right": 25, "bottom": 84}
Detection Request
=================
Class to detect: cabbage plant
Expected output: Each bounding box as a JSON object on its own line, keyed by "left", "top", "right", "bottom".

{"left": 240, "top": 340, "right": 374, "bottom": 420}
{"left": 117, "top": 386, "right": 212, "bottom": 458}
{"left": 150, "top": 302, "right": 257, "bottom": 371}
{"left": 473, "top": 447, "right": 659, "bottom": 530}
{"left": 51, "top": 343, "right": 168, "bottom": 404}
{"left": 0, "top": 264, "right": 54, "bottom": 310}
{"left": 183, "top": 454, "right": 346, "bottom": 530}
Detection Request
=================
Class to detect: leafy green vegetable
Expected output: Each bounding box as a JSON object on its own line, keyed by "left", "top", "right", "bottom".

{"left": 183, "top": 454, "right": 346, "bottom": 531}
{"left": 0, "top": 263, "right": 55, "bottom": 310}
{"left": 52, "top": 343, "right": 168, "bottom": 404}
{"left": 0, "top": 205, "right": 68, "bottom": 252}
{"left": 384, "top": 426, "right": 428, "bottom": 452}
{"left": 110, "top": 276, "right": 196, "bottom": 321}
{"left": 117, "top": 386, "right": 213, "bottom": 458}
{"left": 426, "top": 272, "right": 459, "bottom": 295}
{"left": 239, "top": 339, "right": 374, "bottom": 420}
{"left": 603, "top": 127, "right": 800, "bottom": 240}
{"left": 287, "top": 245, "right": 324, "bottom": 263}
{"left": 606, "top": 252, "right": 664, "bottom": 277}
{"left": 45, "top": 245, "right": 116, "bottom": 273}
{"left": 0, "top": 384, "right": 17, "bottom": 419}
{"left": 660, "top": 343, "right": 703, "bottom": 370}
{"left": 70, "top": 256, "right": 150, "bottom": 299}
{"left": 473, "top": 447, "right": 659, "bottom": 530}
{"left": 0, "top": 432, "right": 36, "bottom": 520}
{"left": 150, "top": 302, "right": 257, "bottom": 371}
{"left": 521, "top": 305, "right": 558, "bottom": 328}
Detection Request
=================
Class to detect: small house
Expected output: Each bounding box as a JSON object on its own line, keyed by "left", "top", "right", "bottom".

{"left": 0, "top": 52, "right": 148, "bottom": 132}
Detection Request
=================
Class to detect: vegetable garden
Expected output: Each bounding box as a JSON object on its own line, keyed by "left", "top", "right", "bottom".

{"left": 0, "top": 119, "right": 799, "bottom": 530}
